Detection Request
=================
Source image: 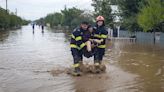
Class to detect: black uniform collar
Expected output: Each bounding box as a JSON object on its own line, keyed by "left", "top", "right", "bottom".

{"left": 96, "top": 25, "right": 104, "bottom": 28}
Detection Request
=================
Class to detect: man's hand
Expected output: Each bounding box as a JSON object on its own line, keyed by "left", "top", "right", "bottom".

{"left": 91, "top": 44, "right": 96, "bottom": 48}
{"left": 93, "top": 39, "right": 103, "bottom": 44}
{"left": 89, "top": 39, "right": 93, "bottom": 42}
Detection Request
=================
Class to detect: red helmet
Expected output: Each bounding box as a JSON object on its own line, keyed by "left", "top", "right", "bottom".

{"left": 96, "top": 16, "right": 104, "bottom": 21}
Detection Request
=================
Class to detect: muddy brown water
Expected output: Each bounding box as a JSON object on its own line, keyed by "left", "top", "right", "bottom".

{"left": 0, "top": 25, "right": 163, "bottom": 92}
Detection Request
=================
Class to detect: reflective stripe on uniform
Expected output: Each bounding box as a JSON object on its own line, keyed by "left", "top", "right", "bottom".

{"left": 94, "top": 34, "right": 101, "bottom": 38}
{"left": 94, "top": 34, "right": 107, "bottom": 39}
{"left": 71, "top": 34, "right": 75, "bottom": 39}
{"left": 72, "top": 63, "right": 80, "bottom": 68}
{"left": 71, "top": 34, "right": 82, "bottom": 41}
{"left": 98, "top": 45, "right": 106, "bottom": 48}
{"left": 75, "top": 36, "right": 82, "bottom": 41}
{"left": 95, "top": 63, "right": 100, "bottom": 66}
{"left": 80, "top": 43, "right": 85, "bottom": 49}
{"left": 70, "top": 44, "right": 78, "bottom": 49}
{"left": 70, "top": 43, "right": 85, "bottom": 50}
{"left": 101, "top": 34, "right": 108, "bottom": 38}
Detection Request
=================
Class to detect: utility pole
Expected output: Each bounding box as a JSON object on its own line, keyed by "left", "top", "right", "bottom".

{"left": 6, "top": 0, "right": 8, "bottom": 13}
{"left": 15, "top": 8, "right": 17, "bottom": 15}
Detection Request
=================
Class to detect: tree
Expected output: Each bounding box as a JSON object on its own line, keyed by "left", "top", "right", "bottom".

{"left": 137, "top": 0, "right": 164, "bottom": 32}
{"left": 61, "top": 7, "right": 84, "bottom": 28}
{"left": 0, "top": 7, "right": 29, "bottom": 30}
{"left": 107, "top": 0, "right": 148, "bottom": 32}
{"left": 0, "top": 7, "right": 9, "bottom": 29}
{"left": 117, "top": 0, "right": 145, "bottom": 32}
{"left": 44, "top": 13, "right": 62, "bottom": 27}
{"left": 92, "top": 0, "right": 113, "bottom": 27}
{"left": 44, "top": 14, "right": 54, "bottom": 26}
{"left": 37, "top": 7, "right": 94, "bottom": 31}
{"left": 53, "top": 13, "right": 62, "bottom": 25}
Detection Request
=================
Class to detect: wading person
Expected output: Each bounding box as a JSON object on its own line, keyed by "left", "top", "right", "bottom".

{"left": 32, "top": 24, "right": 35, "bottom": 33}
{"left": 93, "top": 16, "right": 108, "bottom": 73}
{"left": 70, "top": 21, "right": 88, "bottom": 76}
{"left": 41, "top": 24, "right": 44, "bottom": 33}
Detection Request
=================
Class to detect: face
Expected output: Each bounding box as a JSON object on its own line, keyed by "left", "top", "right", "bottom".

{"left": 88, "top": 27, "right": 93, "bottom": 33}
{"left": 97, "top": 21, "right": 103, "bottom": 26}
{"left": 81, "top": 24, "right": 88, "bottom": 30}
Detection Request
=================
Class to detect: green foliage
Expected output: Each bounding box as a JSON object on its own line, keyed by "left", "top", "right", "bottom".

{"left": 118, "top": 0, "right": 143, "bottom": 17}
{"left": 0, "top": 8, "right": 9, "bottom": 29}
{"left": 44, "top": 13, "right": 62, "bottom": 27}
{"left": 0, "top": 7, "right": 29, "bottom": 30}
{"left": 61, "top": 7, "right": 84, "bottom": 28}
{"left": 137, "top": 0, "right": 164, "bottom": 32}
{"left": 107, "top": 0, "right": 146, "bottom": 31}
{"left": 92, "top": 0, "right": 113, "bottom": 27}
{"left": 118, "top": 0, "right": 144, "bottom": 31}
{"left": 39, "top": 7, "right": 94, "bottom": 30}
{"left": 123, "top": 15, "right": 140, "bottom": 31}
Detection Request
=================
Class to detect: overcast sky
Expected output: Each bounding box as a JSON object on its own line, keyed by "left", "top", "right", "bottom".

{"left": 0, "top": 0, "right": 93, "bottom": 20}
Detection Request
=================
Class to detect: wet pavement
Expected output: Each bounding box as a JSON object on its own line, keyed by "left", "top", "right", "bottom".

{"left": 0, "top": 25, "right": 163, "bottom": 92}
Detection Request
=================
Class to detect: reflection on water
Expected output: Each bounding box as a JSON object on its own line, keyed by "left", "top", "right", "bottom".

{"left": 107, "top": 42, "right": 164, "bottom": 92}
{"left": 0, "top": 25, "right": 163, "bottom": 92}
{"left": 0, "top": 30, "right": 10, "bottom": 43}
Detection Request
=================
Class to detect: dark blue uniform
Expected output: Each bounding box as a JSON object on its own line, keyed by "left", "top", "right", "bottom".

{"left": 93, "top": 25, "right": 108, "bottom": 63}
{"left": 70, "top": 27, "right": 86, "bottom": 68}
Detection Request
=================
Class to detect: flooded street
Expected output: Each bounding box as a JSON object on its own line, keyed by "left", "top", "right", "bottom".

{"left": 0, "top": 25, "right": 163, "bottom": 92}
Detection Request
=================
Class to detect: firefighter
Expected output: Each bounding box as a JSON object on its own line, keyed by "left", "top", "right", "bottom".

{"left": 70, "top": 21, "right": 88, "bottom": 76}
{"left": 93, "top": 16, "right": 108, "bottom": 73}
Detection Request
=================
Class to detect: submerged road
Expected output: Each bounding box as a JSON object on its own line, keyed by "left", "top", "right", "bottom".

{"left": 0, "top": 25, "right": 163, "bottom": 92}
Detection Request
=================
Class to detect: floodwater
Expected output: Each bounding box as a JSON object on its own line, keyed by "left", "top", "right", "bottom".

{"left": 0, "top": 25, "right": 163, "bottom": 92}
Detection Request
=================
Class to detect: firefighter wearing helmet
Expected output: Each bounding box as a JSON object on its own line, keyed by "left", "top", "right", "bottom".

{"left": 93, "top": 15, "right": 108, "bottom": 73}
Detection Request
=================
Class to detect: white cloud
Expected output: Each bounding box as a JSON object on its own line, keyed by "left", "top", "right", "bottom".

{"left": 0, "top": 0, "right": 93, "bottom": 20}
